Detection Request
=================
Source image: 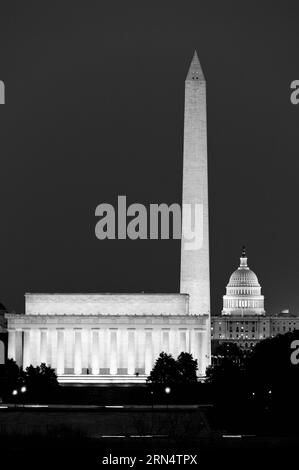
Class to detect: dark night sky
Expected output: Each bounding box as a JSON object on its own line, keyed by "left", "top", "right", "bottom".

{"left": 0, "top": 1, "right": 298, "bottom": 315}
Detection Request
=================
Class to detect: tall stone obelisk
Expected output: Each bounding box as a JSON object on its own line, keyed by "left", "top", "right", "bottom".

{"left": 180, "top": 51, "right": 210, "bottom": 318}
{"left": 180, "top": 51, "right": 210, "bottom": 373}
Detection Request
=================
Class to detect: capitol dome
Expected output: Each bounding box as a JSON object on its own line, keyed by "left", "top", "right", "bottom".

{"left": 228, "top": 262, "right": 260, "bottom": 288}
{"left": 222, "top": 247, "right": 265, "bottom": 316}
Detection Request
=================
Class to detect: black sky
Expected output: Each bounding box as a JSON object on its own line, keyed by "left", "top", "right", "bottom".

{"left": 0, "top": 0, "right": 298, "bottom": 315}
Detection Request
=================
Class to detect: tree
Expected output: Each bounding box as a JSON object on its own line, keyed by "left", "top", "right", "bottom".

{"left": 23, "top": 363, "right": 58, "bottom": 401}
{"left": 147, "top": 352, "right": 199, "bottom": 386}
{"left": 206, "top": 358, "right": 245, "bottom": 388}
{"left": 246, "top": 330, "right": 299, "bottom": 398}
{"left": 206, "top": 332, "right": 299, "bottom": 433}
{"left": 207, "top": 331, "right": 299, "bottom": 406}
{"left": 206, "top": 343, "right": 248, "bottom": 406}
{"left": 0, "top": 359, "right": 22, "bottom": 399}
{"left": 177, "top": 352, "right": 198, "bottom": 383}
{"left": 147, "top": 352, "right": 179, "bottom": 385}
{"left": 213, "top": 341, "right": 244, "bottom": 358}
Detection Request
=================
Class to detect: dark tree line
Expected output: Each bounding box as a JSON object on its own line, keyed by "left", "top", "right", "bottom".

{"left": 147, "top": 352, "right": 198, "bottom": 385}
{"left": 206, "top": 331, "right": 299, "bottom": 433}
{"left": 0, "top": 360, "right": 58, "bottom": 402}
{"left": 146, "top": 352, "right": 200, "bottom": 403}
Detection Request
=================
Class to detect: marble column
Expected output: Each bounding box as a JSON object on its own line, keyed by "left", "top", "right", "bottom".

{"left": 127, "top": 329, "right": 135, "bottom": 375}
{"left": 169, "top": 329, "right": 177, "bottom": 357}
{"left": 64, "top": 329, "right": 73, "bottom": 373}
{"left": 15, "top": 330, "right": 23, "bottom": 366}
{"left": 162, "top": 329, "right": 170, "bottom": 353}
{"left": 109, "top": 329, "right": 118, "bottom": 375}
{"left": 91, "top": 329, "right": 100, "bottom": 375}
{"left": 179, "top": 329, "right": 187, "bottom": 354}
{"left": 47, "top": 330, "right": 53, "bottom": 368}
{"left": 99, "top": 329, "right": 106, "bottom": 373}
{"left": 199, "top": 330, "right": 207, "bottom": 376}
{"left": 137, "top": 330, "right": 145, "bottom": 371}
{"left": 118, "top": 329, "right": 127, "bottom": 372}
{"left": 74, "top": 329, "right": 82, "bottom": 375}
{"left": 57, "top": 329, "right": 65, "bottom": 375}
{"left": 7, "top": 330, "right": 16, "bottom": 361}
{"left": 187, "top": 329, "right": 191, "bottom": 352}
{"left": 145, "top": 329, "right": 153, "bottom": 375}
{"left": 40, "top": 329, "right": 48, "bottom": 364}
{"left": 81, "top": 329, "right": 89, "bottom": 373}
{"left": 30, "top": 329, "right": 41, "bottom": 367}
{"left": 191, "top": 329, "right": 201, "bottom": 373}
{"left": 23, "top": 330, "right": 31, "bottom": 368}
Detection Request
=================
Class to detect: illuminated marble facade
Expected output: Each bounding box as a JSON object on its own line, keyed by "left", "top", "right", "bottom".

{"left": 7, "top": 294, "right": 209, "bottom": 382}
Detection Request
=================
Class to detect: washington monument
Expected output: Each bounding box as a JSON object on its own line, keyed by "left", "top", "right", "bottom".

{"left": 180, "top": 51, "right": 210, "bottom": 319}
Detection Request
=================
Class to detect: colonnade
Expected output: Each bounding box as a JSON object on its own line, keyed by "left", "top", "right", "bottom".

{"left": 7, "top": 326, "right": 207, "bottom": 376}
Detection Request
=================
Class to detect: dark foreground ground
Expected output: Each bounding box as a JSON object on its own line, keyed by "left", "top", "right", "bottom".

{"left": 0, "top": 385, "right": 298, "bottom": 467}
{"left": 0, "top": 406, "right": 298, "bottom": 468}
{"left": 1, "top": 432, "right": 299, "bottom": 468}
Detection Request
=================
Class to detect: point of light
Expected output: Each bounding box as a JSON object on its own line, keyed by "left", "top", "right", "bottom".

{"left": 26, "top": 405, "right": 48, "bottom": 408}
{"left": 105, "top": 405, "right": 124, "bottom": 408}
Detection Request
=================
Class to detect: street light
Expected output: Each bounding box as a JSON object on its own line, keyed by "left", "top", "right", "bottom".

{"left": 12, "top": 386, "right": 27, "bottom": 407}
{"left": 164, "top": 386, "right": 171, "bottom": 410}
{"left": 12, "top": 389, "right": 18, "bottom": 409}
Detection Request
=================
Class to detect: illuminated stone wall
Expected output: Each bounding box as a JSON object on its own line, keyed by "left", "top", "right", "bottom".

{"left": 25, "top": 293, "right": 189, "bottom": 316}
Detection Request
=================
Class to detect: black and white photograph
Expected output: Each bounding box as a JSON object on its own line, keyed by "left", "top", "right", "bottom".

{"left": 0, "top": 1, "right": 299, "bottom": 467}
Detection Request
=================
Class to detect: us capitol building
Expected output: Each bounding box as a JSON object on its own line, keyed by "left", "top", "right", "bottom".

{"left": 211, "top": 247, "right": 299, "bottom": 350}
